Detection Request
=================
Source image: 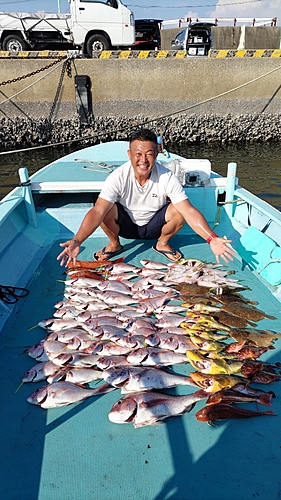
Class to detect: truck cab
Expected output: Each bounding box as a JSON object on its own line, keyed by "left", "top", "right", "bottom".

{"left": 70, "top": 0, "right": 135, "bottom": 55}
{"left": 171, "top": 22, "right": 216, "bottom": 56}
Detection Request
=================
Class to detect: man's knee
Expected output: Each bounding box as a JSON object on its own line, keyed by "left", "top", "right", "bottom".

{"left": 166, "top": 204, "right": 185, "bottom": 225}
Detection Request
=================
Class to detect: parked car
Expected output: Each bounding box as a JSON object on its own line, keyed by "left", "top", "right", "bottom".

{"left": 132, "top": 19, "right": 162, "bottom": 50}
{"left": 171, "top": 22, "right": 216, "bottom": 56}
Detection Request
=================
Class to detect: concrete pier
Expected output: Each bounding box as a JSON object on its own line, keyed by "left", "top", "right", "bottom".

{"left": 1, "top": 45, "right": 281, "bottom": 149}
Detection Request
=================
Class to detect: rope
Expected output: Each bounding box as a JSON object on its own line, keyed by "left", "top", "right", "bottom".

{"left": 0, "top": 61, "right": 281, "bottom": 156}
{"left": 0, "top": 284, "right": 29, "bottom": 304}
{"left": 0, "top": 56, "right": 71, "bottom": 107}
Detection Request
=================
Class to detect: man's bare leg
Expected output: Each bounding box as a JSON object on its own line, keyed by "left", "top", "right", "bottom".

{"left": 155, "top": 204, "right": 185, "bottom": 262}
{"left": 94, "top": 204, "right": 123, "bottom": 260}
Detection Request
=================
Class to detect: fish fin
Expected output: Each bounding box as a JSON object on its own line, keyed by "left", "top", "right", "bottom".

{"left": 134, "top": 419, "right": 165, "bottom": 428}
{"left": 90, "top": 383, "right": 117, "bottom": 395}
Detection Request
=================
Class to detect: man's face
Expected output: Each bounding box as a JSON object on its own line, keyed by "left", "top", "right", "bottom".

{"left": 128, "top": 139, "right": 157, "bottom": 182}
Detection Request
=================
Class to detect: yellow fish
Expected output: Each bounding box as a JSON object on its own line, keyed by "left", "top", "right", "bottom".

{"left": 189, "top": 335, "right": 225, "bottom": 352}
{"left": 190, "top": 372, "right": 248, "bottom": 393}
{"left": 183, "top": 312, "right": 230, "bottom": 332}
{"left": 186, "top": 350, "right": 226, "bottom": 374}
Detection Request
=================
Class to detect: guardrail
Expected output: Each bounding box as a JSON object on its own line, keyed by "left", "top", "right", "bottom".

{"left": 162, "top": 17, "right": 278, "bottom": 28}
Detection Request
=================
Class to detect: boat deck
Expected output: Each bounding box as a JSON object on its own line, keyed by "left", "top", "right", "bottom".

{"left": 1, "top": 236, "right": 281, "bottom": 500}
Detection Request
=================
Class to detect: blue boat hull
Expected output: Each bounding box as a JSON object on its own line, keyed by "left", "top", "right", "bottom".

{"left": 0, "top": 141, "right": 281, "bottom": 500}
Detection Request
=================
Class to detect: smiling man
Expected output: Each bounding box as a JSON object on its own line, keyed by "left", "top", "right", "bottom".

{"left": 58, "top": 128, "right": 234, "bottom": 265}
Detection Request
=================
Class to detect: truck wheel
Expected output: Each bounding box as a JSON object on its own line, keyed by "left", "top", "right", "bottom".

{"left": 86, "top": 35, "right": 110, "bottom": 56}
{"left": 3, "top": 35, "right": 27, "bottom": 52}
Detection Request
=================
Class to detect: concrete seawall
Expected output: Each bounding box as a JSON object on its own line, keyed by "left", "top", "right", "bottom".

{"left": 161, "top": 26, "right": 281, "bottom": 50}
{"left": 1, "top": 54, "right": 281, "bottom": 149}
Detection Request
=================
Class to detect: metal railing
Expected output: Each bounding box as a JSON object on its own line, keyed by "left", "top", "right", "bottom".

{"left": 162, "top": 17, "right": 278, "bottom": 29}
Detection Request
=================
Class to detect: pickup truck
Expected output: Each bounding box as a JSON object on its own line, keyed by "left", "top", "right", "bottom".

{"left": 0, "top": 0, "right": 135, "bottom": 56}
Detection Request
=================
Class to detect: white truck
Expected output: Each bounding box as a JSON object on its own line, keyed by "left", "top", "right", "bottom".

{"left": 0, "top": 0, "right": 135, "bottom": 56}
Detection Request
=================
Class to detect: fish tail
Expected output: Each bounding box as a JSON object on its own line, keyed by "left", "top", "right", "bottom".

{"left": 258, "top": 393, "right": 273, "bottom": 406}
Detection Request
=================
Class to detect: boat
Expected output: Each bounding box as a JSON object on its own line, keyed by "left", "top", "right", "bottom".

{"left": 1, "top": 140, "right": 281, "bottom": 500}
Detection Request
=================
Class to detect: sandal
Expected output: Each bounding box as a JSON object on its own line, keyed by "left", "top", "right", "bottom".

{"left": 152, "top": 244, "right": 181, "bottom": 262}
{"left": 94, "top": 245, "right": 124, "bottom": 261}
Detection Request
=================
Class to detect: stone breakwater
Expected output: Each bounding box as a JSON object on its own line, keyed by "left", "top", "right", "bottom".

{"left": 1, "top": 112, "right": 281, "bottom": 151}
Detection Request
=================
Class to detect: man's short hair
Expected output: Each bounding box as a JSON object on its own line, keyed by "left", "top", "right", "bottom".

{"left": 129, "top": 128, "right": 157, "bottom": 145}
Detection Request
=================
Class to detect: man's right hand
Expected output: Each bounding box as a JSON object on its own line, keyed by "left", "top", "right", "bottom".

{"left": 57, "top": 239, "right": 81, "bottom": 267}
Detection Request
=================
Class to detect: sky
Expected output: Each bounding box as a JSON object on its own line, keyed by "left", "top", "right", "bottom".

{"left": 0, "top": 0, "right": 279, "bottom": 26}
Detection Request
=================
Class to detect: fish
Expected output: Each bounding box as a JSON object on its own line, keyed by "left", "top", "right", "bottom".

{"left": 229, "top": 328, "right": 281, "bottom": 347}
{"left": 126, "top": 347, "right": 188, "bottom": 366}
{"left": 47, "top": 367, "right": 103, "bottom": 384}
{"left": 197, "top": 277, "right": 245, "bottom": 290}
{"left": 174, "top": 283, "right": 212, "bottom": 296}
{"left": 212, "top": 291, "right": 258, "bottom": 306}
{"left": 96, "top": 280, "right": 132, "bottom": 295}
{"left": 115, "top": 309, "right": 146, "bottom": 322}
{"left": 76, "top": 310, "right": 117, "bottom": 323}
{"left": 240, "top": 361, "right": 266, "bottom": 377}
{"left": 83, "top": 317, "right": 124, "bottom": 333}
{"left": 64, "top": 277, "right": 104, "bottom": 288}
{"left": 108, "top": 389, "right": 208, "bottom": 427}
{"left": 50, "top": 352, "right": 100, "bottom": 367}
{"left": 109, "top": 262, "right": 141, "bottom": 274}
{"left": 224, "top": 342, "right": 273, "bottom": 359}
{"left": 96, "top": 291, "right": 137, "bottom": 306}
{"left": 195, "top": 403, "right": 276, "bottom": 423}
{"left": 144, "top": 332, "right": 197, "bottom": 352}
{"left": 140, "top": 259, "right": 169, "bottom": 270}
{"left": 188, "top": 335, "right": 225, "bottom": 352}
{"left": 136, "top": 295, "right": 170, "bottom": 314}
{"left": 125, "top": 318, "right": 156, "bottom": 333}
{"left": 183, "top": 329, "right": 229, "bottom": 342}
{"left": 76, "top": 302, "right": 111, "bottom": 313}
{"left": 221, "top": 302, "right": 277, "bottom": 322}
{"left": 231, "top": 383, "right": 276, "bottom": 399}
{"left": 53, "top": 306, "right": 79, "bottom": 319}
{"left": 92, "top": 341, "right": 132, "bottom": 356}
{"left": 67, "top": 258, "right": 123, "bottom": 269}
{"left": 206, "top": 388, "right": 274, "bottom": 407}
{"left": 249, "top": 371, "right": 281, "bottom": 384}
{"left": 27, "top": 381, "right": 115, "bottom": 408}
{"left": 66, "top": 270, "right": 104, "bottom": 280}
{"left": 190, "top": 372, "right": 249, "bottom": 393}
{"left": 102, "top": 366, "right": 198, "bottom": 393}
{"left": 22, "top": 361, "right": 60, "bottom": 382}
{"left": 184, "top": 303, "right": 221, "bottom": 314}
{"left": 38, "top": 318, "right": 82, "bottom": 331}
{"left": 96, "top": 355, "right": 130, "bottom": 370}
{"left": 154, "top": 305, "right": 187, "bottom": 314}
{"left": 132, "top": 289, "right": 173, "bottom": 300}
{"left": 211, "top": 310, "right": 257, "bottom": 328}
{"left": 182, "top": 312, "right": 231, "bottom": 332}
{"left": 154, "top": 313, "right": 187, "bottom": 328}
{"left": 107, "top": 273, "right": 137, "bottom": 282}
{"left": 26, "top": 340, "right": 68, "bottom": 361}
{"left": 47, "top": 328, "right": 102, "bottom": 342}
{"left": 186, "top": 350, "right": 243, "bottom": 375}
{"left": 109, "top": 333, "right": 147, "bottom": 349}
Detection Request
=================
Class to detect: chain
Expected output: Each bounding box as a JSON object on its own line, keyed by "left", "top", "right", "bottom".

{"left": 0, "top": 57, "right": 64, "bottom": 87}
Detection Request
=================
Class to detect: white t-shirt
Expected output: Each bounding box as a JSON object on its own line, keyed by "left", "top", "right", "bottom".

{"left": 99, "top": 161, "right": 188, "bottom": 226}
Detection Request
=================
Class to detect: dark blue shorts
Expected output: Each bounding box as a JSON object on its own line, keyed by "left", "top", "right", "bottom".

{"left": 116, "top": 202, "right": 168, "bottom": 240}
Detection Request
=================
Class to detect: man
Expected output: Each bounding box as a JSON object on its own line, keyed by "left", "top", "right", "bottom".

{"left": 57, "top": 128, "right": 234, "bottom": 266}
